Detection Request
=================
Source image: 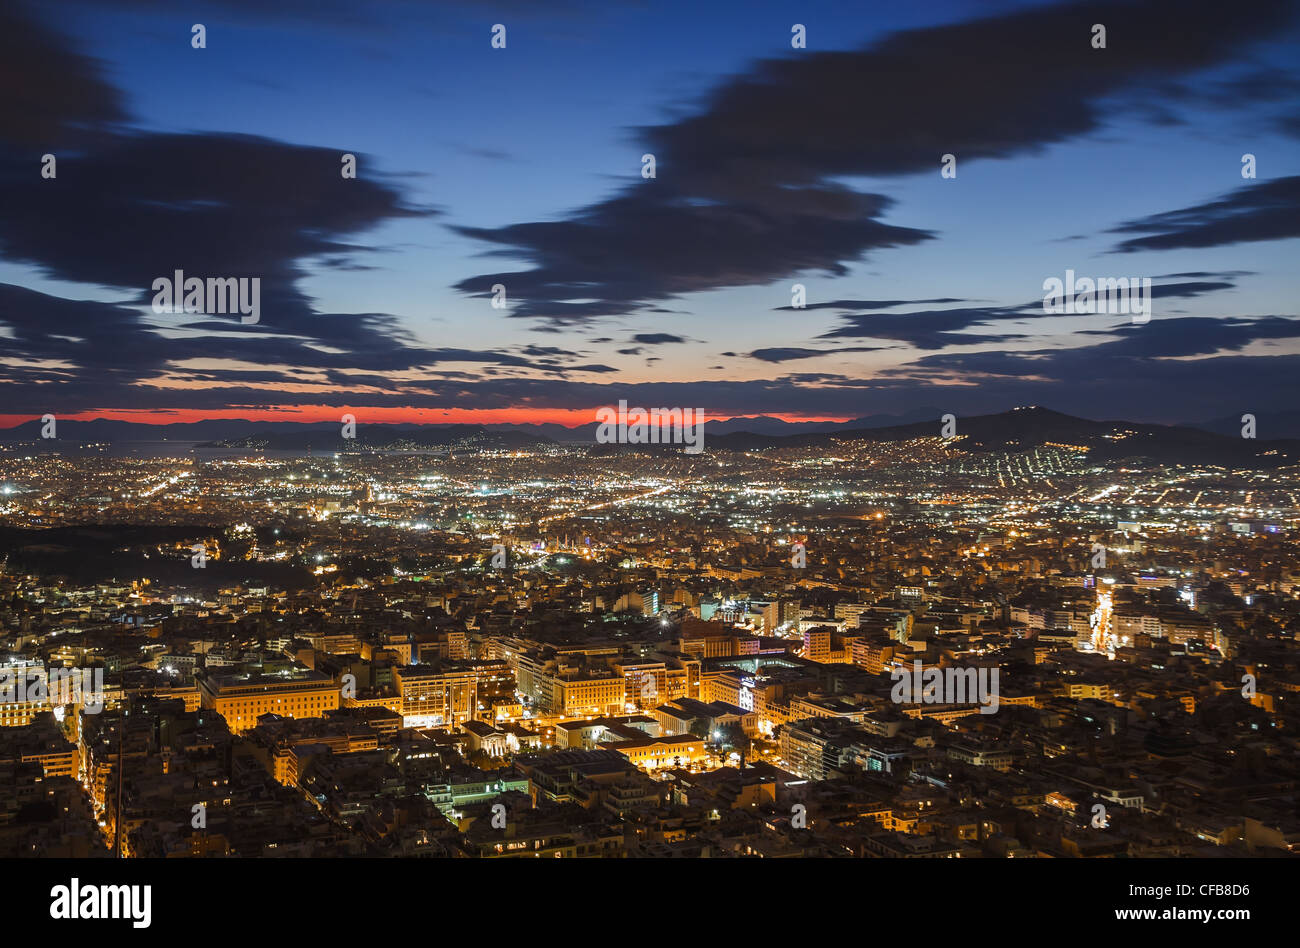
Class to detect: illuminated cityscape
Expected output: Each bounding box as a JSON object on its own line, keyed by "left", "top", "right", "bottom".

{"left": 2, "top": 410, "right": 1298, "bottom": 859}
{"left": 0, "top": 0, "right": 1296, "bottom": 927}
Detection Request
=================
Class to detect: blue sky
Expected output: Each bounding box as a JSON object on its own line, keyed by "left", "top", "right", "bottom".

{"left": 0, "top": 0, "right": 1298, "bottom": 426}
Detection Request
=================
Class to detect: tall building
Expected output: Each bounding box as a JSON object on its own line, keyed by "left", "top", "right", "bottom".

{"left": 802, "top": 627, "right": 831, "bottom": 663}
{"left": 392, "top": 665, "right": 477, "bottom": 728}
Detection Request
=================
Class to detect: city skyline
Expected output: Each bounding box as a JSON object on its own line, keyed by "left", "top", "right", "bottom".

{"left": 6, "top": 0, "right": 1300, "bottom": 924}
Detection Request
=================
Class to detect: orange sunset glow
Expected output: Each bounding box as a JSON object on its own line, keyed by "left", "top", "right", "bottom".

{"left": 0, "top": 407, "right": 857, "bottom": 430}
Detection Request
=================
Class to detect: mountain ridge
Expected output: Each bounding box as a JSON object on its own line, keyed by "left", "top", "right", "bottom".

{"left": 2, "top": 407, "right": 1296, "bottom": 468}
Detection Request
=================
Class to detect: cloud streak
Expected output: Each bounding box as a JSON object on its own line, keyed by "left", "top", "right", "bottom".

{"left": 455, "top": 0, "right": 1298, "bottom": 323}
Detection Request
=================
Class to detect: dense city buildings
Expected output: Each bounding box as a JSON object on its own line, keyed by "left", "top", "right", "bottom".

{"left": 2, "top": 413, "right": 1298, "bottom": 859}
{"left": 2, "top": 0, "right": 1295, "bottom": 933}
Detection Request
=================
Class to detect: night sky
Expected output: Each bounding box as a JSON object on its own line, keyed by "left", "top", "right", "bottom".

{"left": 1, "top": 0, "right": 1298, "bottom": 428}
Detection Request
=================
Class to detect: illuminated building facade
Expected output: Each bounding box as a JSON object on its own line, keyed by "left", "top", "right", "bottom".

{"left": 392, "top": 665, "right": 477, "bottom": 728}
{"left": 197, "top": 669, "right": 339, "bottom": 734}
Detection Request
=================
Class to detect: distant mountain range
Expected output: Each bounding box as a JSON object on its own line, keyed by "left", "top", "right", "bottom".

{"left": 2, "top": 407, "right": 1297, "bottom": 467}
{"left": 706, "top": 405, "right": 1300, "bottom": 468}
{"left": 1191, "top": 411, "right": 1300, "bottom": 441}
{"left": 489, "top": 407, "right": 945, "bottom": 443}
{"left": 0, "top": 407, "right": 946, "bottom": 446}
{"left": 0, "top": 419, "right": 550, "bottom": 451}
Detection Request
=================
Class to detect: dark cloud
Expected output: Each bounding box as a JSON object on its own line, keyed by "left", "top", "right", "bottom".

{"left": 818, "top": 306, "right": 1025, "bottom": 348}
{"left": 748, "top": 346, "right": 882, "bottom": 363}
{"left": 1042, "top": 281, "right": 1239, "bottom": 310}
{"left": 878, "top": 324, "right": 1300, "bottom": 422}
{"left": 7, "top": 311, "right": 1295, "bottom": 425}
{"left": 0, "top": 0, "right": 1296, "bottom": 426}
{"left": 1108, "top": 176, "right": 1300, "bottom": 252}
{"left": 456, "top": 0, "right": 1297, "bottom": 323}
{"left": 519, "top": 345, "right": 582, "bottom": 358}
{"left": 1207, "top": 68, "right": 1300, "bottom": 106}
{"left": 0, "top": 284, "right": 158, "bottom": 394}
{"left": 1073, "top": 315, "right": 1300, "bottom": 357}
{"left": 0, "top": 280, "right": 621, "bottom": 414}
{"left": 0, "top": 0, "right": 448, "bottom": 390}
{"left": 0, "top": 1, "right": 127, "bottom": 147}
{"left": 647, "top": 0, "right": 1296, "bottom": 185}
{"left": 0, "top": 134, "right": 429, "bottom": 326}
{"left": 1152, "top": 271, "right": 1255, "bottom": 279}
{"left": 453, "top": 188, "right": 932, "bottom": 322}
{"left": 774, "top": 298, "right": 966, "bottom": 312}
{"left": 819, "top": 280, "right": 1242, "bottom": 348}
{"left": 0, "top": 1, "right": 611, "bottom": 412}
